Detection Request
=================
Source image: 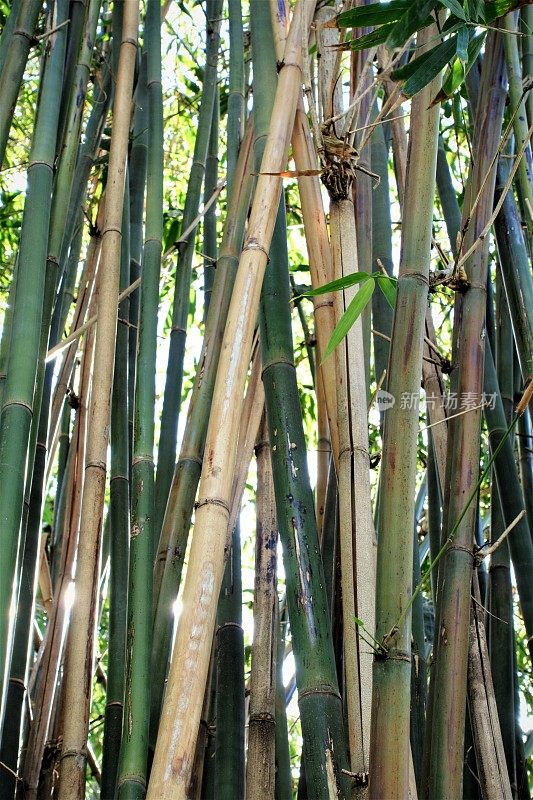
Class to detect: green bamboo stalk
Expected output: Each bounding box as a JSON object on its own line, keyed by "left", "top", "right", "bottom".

{"left": 115, "top": 3, "right": 163, "bottom": 795}
{"left": 253, "top": 5, "right": 349, "bottom": 794}
{"left": 502, "top": 13, "right": 533, "bottom": 252}
{"left": 154, "top": 0, "right": 223, "bottom": 540}
{"left": 0, "top": 0, "right": 22, "bottom": 74}
{"left": 436, "top": 136, "right": 462, "bottom": 255}
{"left": 0, "top": 0, "right": 68, "bottom": 714}
{"left": 483, "top": 342, "right": 533, "bottom": 655}
{"left": 494, "top": 163, "right": 533, "bottom": 385}
{"left": 274, "top": 605, "right": 292, "bottom": 800}
{"left": 100, "top": 184, "right": 131, "bottom": 800}
{"left": 521, "top": 6, "right": 533, "bottom": 126}
{"left": 370, "top": 105, "right": 393, "bottom": 383}
{"left": 0, "top": 259, "right": 17, "bottom": 411}
{"left": 489, "top": 482, "right": 517, "bottom": 795}
{"left": 203, "top": 87, "right": 219, "bottom": 319}
{"left": 227, "top": 0, "right": 244, "bottom": 196}
{"left": 0, "top": 0, "right": 42, "bottom": 167}
{"left": 147, "top": 4, "right": 314, "bottom": 794}
{"left": 57, "top": 0, "right": 88, "bottom": 153}
{"left": 517, "top": 407, "right": 533, "bottom": 536}
{"left": 57, "top": 1, "right": 140, "bottom": 793}
{"left": 213, "top": 523, "right": 245, "bottom": 799}
{"left": 369, "top": 23, "right": 441, "bottom": 800}
{"left": 127, "top": 53, "right": 149, "bottom": 468}
{"left": 246, "top": 420, "right": 278, "bottom": 799}
{"left": 424, "top": 35, "right": 507, "bottom": 799}
{"left": 149, "top": 122, "right": 254, "bottom": 743}
{"left": 410, "top": 482, "right": 427, "bottom": 794}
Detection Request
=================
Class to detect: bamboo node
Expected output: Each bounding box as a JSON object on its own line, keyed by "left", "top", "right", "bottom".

{"left": 195, "top": 496, "right": 230, "bottom": 514}
{"left": 243, "top": 238, "right": 270, "bottom": 261}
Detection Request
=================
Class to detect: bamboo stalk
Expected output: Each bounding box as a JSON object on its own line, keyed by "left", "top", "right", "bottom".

{"left": 146, "top": 5, "right": 314, "bottom": 795}
{"left": 213, "top": 520, "right": 245, "bottom": 799}
{"left": 100, "top": 182, "right": 131, "bottom": 799}
{"left": 0, "top": 0, "right": 68, "bottom": 712}
{"left": 246, "top": 416, "right": 278, "bottom": 800}
{"left": 424, "top": 34, "right": 507, "bottom": 799}
{"left": 154, "top": 0, "right": 223, "bottom": 540}
{"left": 149, "top": 121, "right": 254, "bottom": 743}
{"left": 56, "top": 2, "right": 139, "bottom": 794}
{"left": 370, "top": 23, "right": 442, "bottom": 800}
{"left": 256, "top": 5, "right": 350, "bottom": 793}
{"left": 0, "top": 0, "right": 42, "bottom": 167}
{"left": 468, "top": 573, "right": 513, "bottom": 800}
{"left": 203, "top": 88, "right": 219, "bottom": 319}
{"left": 116, "top": 1, "right": 163, "bottom": 794}
{"left": 22, "top": 314, "right": 92, "bottom": 800}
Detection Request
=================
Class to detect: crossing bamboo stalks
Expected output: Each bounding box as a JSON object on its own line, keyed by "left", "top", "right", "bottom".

{"left": 255, "top": 5, "right": 350, "bottom": 793}
{"left": 425, "top": 33, "right": 507, "bottom": 799}
{"left": 22, "top": 314, "right": 93, "bottom": 800}
{"left": 57, "top": 2, "right": 139, "bottom": 794}
{"left": 146, "top": 5, "right": 313, "bottom": 795}
{"left": 149, "top": 122, "right": 254, "bottom": 742}
{"left": 154, "top": 0, "right": 223, "bottom": 540}
{"left": 0, "top": 0, "right": 42, "bottom": 167}
{"left": 246, "top": 417, "right": 278, "bottom": 800}
{"left": 369, "top": 23, "right": 441, "bottom": 800}
{"left": 0, "top": 0, "right": 68, "bottom": 714}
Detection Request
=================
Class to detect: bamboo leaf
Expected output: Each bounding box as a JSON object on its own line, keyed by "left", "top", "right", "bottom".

{"left": 348, "top": 23, "right": 396, "bottom": 51}
{"left": 457, "top": 26, "right": 469, "bottom": 62}
{"left": 439, "top": 0, "right": 467, "bottom": 19}
{"left": 432, "top": 32, "right": 485, "bottom": 102}
{"left": 336, "top": 0, "right": 412, "bottom": 29}
{"left": 299, "top": 271, "right": 373, "bottom": 299}
{"left": 385, "top": 0, "right": 439, "bottom": 50}
{"left": 376, "top": 275, "right": 398, "bottom": 308}
{"left": 322, "top": 278, "right": 375, "bottom": 361}
{"left": 401, "top": 36, "right": 458, "bottom": 97}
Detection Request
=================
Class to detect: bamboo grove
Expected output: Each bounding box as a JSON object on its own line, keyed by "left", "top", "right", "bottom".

{"left": 0, "top": 0, "right": 533, "bottom": 797}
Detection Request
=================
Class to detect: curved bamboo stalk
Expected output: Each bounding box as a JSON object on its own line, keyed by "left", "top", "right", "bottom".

{"left": 146, "top": 5, "right": 313, "bottom": 795}
{"left": 370, "top": 23, "right": 441, "bottom": 800}
{"left": 57, "top": 2, "right": 139, "bottom": 794}
{"left": 0, "top": 0, "right": 68, "bottom": 711}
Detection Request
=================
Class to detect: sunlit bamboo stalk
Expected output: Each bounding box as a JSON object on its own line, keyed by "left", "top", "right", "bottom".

{"left": 57, "top": 2, "right": 139, "bottom": 794}
{"left": 147, "top": 6, "right": 314, "bottom": 795}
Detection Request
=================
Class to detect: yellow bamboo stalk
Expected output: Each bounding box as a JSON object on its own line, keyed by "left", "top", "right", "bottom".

{"left": 146, "top": 4, "right": 314, "bottom": 795}
{"left": 57, "top": 3, "right": 139, "bottom": 796}
{"left": 316, "top": 13, "right": 375, "bottom": 779}
{"left": 269, "top": 0, "right": 340, "bottom": 467}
